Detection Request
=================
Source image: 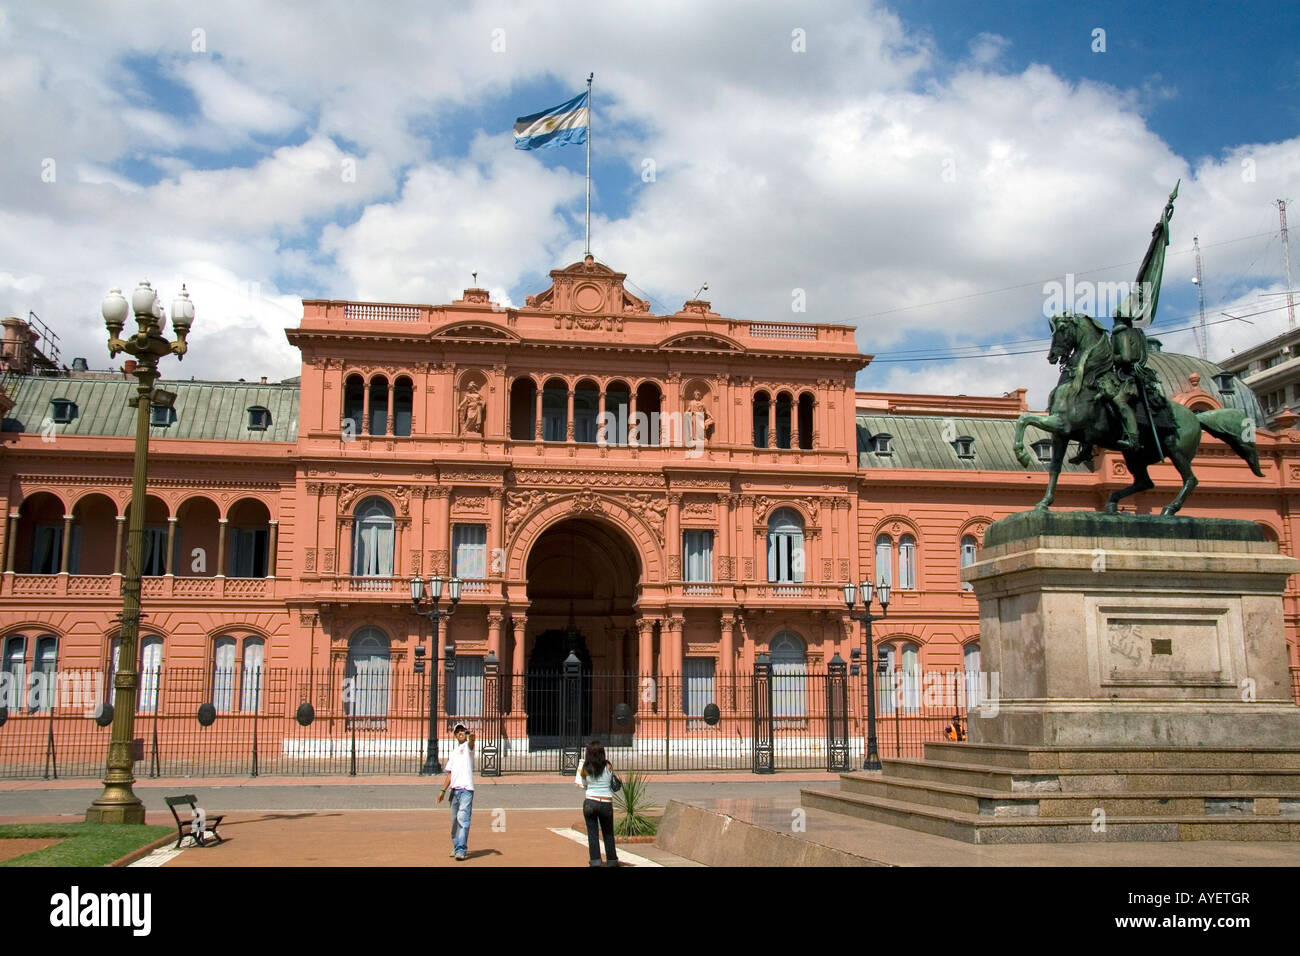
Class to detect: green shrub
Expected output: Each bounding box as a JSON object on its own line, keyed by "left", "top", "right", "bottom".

{"left": 613, "top": 771, "right": 659, "bottom": 837}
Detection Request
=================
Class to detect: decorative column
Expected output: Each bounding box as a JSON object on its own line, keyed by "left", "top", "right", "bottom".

{"left": 667, "top": 492, "right": 682, "bottom": 581}
{"left": 3, "top": 511, "right": 17, "bottom": 575}
{"left": 362, "top": 379, "right": 371, "bottom": 436}
{"left": 163, "top": 516, "right": 176, "bottom": 576}
{"left": 59, "top": 514, "right": 74, "bottom": 574}
{"left": 486, "top": 609, "right": 504, "bottom": 659}
{"left": 216, "top": 518, "right": 228, "bottom": 577}
{"left": 718, "top": 494, "right": 732, "bottom": 581}
{"left": 628, "top": 390, "right": 639, "bottom": 447}
{"left": 430, "top": 487, "right": 450, "bottom": 573}
{"left": 533, "top": 385, "right": 543, "bottom": 440}
{"left": 565, "top": 388, "right": 575, "bottom": 442}
{"left": 636, "top": 617, "right": 656, "bottom": 697}
{"left": 719, "top": 613, "right": 735, "bottom": 675}
{"left": 338, "top": 516, "right": 353, "bottom": 578}
{"left": 767, "top": 398, "right": 775, "bottom": 449}
{"left": 267, "top": 519, "right": 278, "bottom": 578}
{"left": 488, "top": 489, "right": 504, "bottom": 575}
{"left": 112, "top": 514, "right": 125, "bottom": 575}
{"left": 510, "top": 614, "right": 527, "bottom": 716}
{"left": 739, "top": 495, "right": 755, "bottom": 578}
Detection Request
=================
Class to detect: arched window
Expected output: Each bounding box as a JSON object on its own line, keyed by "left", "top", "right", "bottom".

{"left": 346, "top": 627, "right": 390, "bottom": 718}
{"left": 33, "top": 635, "right": 56, "bottom": 712}
{"left": 603, "top": 381, "right": 631, "bottom": 446}
{"left": 392, "top": 377, "right": 413, "bottom": 437}
{"left": 964, "top": 642, "right": 982, "bottom": 709}
{"left": 900, "top": 642, "right": 920, "bottom": 712}
{"left": 574, "top": 380, "right": 599, "bottom": 443}
{"left": 138, "top": 636, "right": 163, "bottom": 713}
{"left": 875, "top": 535, "right": 893, "bottom": 589}
{"left": 898, "top": 534, "right": 916, "bottom": 590}
{"left": 775, "top": 392, "right": 793, "bottom": 449}
{"left": 343, "top": 375, "right": 364, "bottom": 437}
{"left": 960, "top": 535, "right": 978, "bottom": 591}
{"left": 752, "top": 391, "right": 770, "bottom": 448}
{"left": 368, "top": 376, "right": 389, "bottom": 435}
{"left": 213, "top": 636, "right": 236, "bottom": 711}
{"left": 634, "top": 382, "right": 661, "bottom": 445}
{"left": 3, "top": 636, "right": 25, "bottom": 709}
{"left": 353, "top": 498, "right": 395, "bottom": 578}
{"left": 542, "top": 379, "right": 568, "bottom": 442}
{"left": 509, "top": 378, "right": 538, "bottom": 441}
{"left": 876, "top": 643, "right": 895, "bottom": 714}
{"left": 797, "top": 393, "right": 814, "bottom": 449}
{"left": 771, "top": 631, "right": 806, "bottom": 718}
{"left": 767, "top": 508, "right": 804, "bottom": 583}
{"left": 242, "top": 637, "right": 264, "bottom": 712}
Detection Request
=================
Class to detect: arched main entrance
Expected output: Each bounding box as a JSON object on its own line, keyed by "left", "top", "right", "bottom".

{"left": 524, "top": 517, "right": 641, "bottom": 746}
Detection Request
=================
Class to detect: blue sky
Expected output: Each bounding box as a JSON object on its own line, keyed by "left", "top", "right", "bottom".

{"left": 1, "top": 1, "right": 1297, "bottom": 404}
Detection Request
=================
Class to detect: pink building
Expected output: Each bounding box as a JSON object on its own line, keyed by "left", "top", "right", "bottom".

{"left": 0, "top": 257, "right": 1295, "bottom": 774}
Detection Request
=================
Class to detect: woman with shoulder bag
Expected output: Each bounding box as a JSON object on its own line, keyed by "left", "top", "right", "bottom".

{"left": 576, "top": 739, "right": 620, "bottom": 867}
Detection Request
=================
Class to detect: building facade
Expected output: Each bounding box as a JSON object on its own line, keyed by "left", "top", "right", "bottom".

{"left": 0, "top": 257, "right": 1297, "bottom": 773}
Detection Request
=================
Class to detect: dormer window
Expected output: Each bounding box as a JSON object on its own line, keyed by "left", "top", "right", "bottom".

{"left": 49, "top": 398, "right": 77, "bottom": 424}
{"left": 1031, "top": 438, "right": 1054, "bottom": 463}
{"left": 952, "top": 435, "right": 975, "bottom": 459}
{"left": 247, "top": 406, "right": 271, "bottom": 431}
{"left": 1212, "top": 372, "right": 1235, "bottom": 394}
{"left": 150, "top": 404, "right": 176, "bottom": 428}
{"left": 872, "top": 433, "right": 893, "bottom": 456}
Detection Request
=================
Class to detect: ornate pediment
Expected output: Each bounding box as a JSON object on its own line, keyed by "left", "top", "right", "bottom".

{"left": 524, "top": 255, "right": 650, "bottom": 317}
{"left": 431, "top": 320, "right": 520, "bottom": 343}
{"left": 659, "top": 331, "right": 744, "bottom": 353}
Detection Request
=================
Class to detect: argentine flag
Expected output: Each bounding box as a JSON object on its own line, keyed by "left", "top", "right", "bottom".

{"left": 514, "top": 91, "right": 589, "bottom": 150}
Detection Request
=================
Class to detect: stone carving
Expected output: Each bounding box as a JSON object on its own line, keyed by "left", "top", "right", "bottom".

{"left": 458, "top": 383, "right": 485, "bottom": 435}
{"left": 453, "top": 496, "right": 488, "bottom": 513}
{"left": 683, "top": 501, "right": 715, "bottom": 518}
{"left": 668, "top": 555, "right": 681, "bottom": 578}
{"left": 570, "top": 490, "right": 605, "bottom": 514}
{"left": 322, "top": 549, "right": 335, "bottom": 572}
{"left": 743, "top": 558, "right": 754, "bottom": 579}
{"left": 509, "top": 469, "right": 665, "bottom": 488}
{"left": 718, "top": 556, "right": 735, "bottom": 581}
{"left": 338, "top": 483, "right": 363, "bottom": 511}
{"left": 394, "top": 486, "right": 411, "bottom": 516}
{"left": 410, "top": 551, "right": 421, "bottom": 574}
{"left": 430, "top": 550, "right": 449, "bottom": 575}
{"left": 305, "top": 549, "right": 317, "bottom": 571}
{"left": 505, "top": 490, "right": 551, "bottom": 541}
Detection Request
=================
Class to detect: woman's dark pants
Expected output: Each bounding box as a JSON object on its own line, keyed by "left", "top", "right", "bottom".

{"left": 583, "top": 798, "right": 618, "bottom": 866}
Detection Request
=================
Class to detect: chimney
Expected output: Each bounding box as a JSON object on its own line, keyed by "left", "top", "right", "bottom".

{"left": 2, "top": 316, "right": 31, "bottom": 374}
{"left": 260, "top": 376, "right": 267, "bottom": 384}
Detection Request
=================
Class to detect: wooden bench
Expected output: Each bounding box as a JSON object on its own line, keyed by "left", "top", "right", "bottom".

{"left": 165, "top": 794, "right": 225, "bottom": 849}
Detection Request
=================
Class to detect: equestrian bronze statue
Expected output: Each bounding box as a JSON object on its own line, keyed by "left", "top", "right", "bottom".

{"left": 1012, "top": 184, "right": 1263, "bottom": 515}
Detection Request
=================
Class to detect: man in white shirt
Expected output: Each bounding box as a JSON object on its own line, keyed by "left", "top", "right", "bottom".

{"left": 437, "top": 723, "right": 475, "bottom": 860}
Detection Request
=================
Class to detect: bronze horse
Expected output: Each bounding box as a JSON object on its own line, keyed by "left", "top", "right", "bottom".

{"left": 1012, "top": 314, "right": 1263, "bottom": 515}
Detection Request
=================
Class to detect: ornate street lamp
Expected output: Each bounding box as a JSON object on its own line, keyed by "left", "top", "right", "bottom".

{"left": 86, "top": 281, "right": 194, "bottom": 823}
{"left": 843, "top": 580, "right": 890, "bottom": 771}
{"left": 410, "top": 575, "right": 461, "bottom": 774}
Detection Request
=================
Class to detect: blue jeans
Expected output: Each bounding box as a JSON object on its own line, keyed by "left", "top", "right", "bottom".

{"left": 450, "top": 788, "right": 473, "bottom": 854}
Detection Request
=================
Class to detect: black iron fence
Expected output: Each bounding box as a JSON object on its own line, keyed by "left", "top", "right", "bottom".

{"left": 0, "top": 662, "right": 989, "bottom": 779}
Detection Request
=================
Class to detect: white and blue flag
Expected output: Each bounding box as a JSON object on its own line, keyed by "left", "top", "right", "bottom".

{"left": 513, "top": 91, "right": 589, "bottom": 150}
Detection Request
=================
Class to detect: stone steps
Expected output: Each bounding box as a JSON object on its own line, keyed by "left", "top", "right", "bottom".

{"left": 921, "top": 741, "right": 1300, "bottom": 771}
{"left": 877, "top": 759, "right": 1300, "bottom": 793}
{"left": 836, "top": 772, "right": 1300, "bottom": 819}
{"left": 801, "top": 786, "right": 1300, "bottom": 844}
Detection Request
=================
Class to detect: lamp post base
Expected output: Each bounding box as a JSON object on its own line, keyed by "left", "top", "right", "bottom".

{"left": 419, "top": 754, "right": 443, "bottom": 776}
{"left": 85, "top": 788, "right": 147, "bottom": 824}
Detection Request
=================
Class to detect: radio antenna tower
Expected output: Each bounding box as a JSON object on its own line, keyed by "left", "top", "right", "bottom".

{"left": 1279, "top": 199, "right": 1296, "bottom": 329}
{"left": 1191, "top": 236, "right": 1208, "bottom": 360}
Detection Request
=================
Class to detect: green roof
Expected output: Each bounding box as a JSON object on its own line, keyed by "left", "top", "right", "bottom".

{"left": 1146, "top": 349, "right": 1264, "bottom": 422}
{"left": 3, "top": 376, "right": 299, "bottom": 442}
{"left": 857, "top": 414, "right": 1094, "bottom": 472}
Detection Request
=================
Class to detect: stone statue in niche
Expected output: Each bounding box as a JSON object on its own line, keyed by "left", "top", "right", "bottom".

{"left": 685, "top": 389, "right": 714, "bottom": 441}
{"left": 458, "top": 383, "right": 485, "bottom": 435}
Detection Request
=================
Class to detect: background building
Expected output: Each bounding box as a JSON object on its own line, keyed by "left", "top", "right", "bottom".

{"left": 0, "top": 257, "right": 1296, "bottom": 774}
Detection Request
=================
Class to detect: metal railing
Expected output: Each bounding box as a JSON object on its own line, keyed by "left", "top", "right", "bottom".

{"left": 0, "top": 664, "right": 983, "bottom": 779}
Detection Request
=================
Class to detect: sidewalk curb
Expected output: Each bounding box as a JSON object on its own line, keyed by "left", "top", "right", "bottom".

{"left": 108, "top": 832, "right": 177, "bottom": 868}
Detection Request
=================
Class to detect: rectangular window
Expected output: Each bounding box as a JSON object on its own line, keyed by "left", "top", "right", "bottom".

{"left": 228, "top": 528, "right": 268, "bottom": 577}
{"left": 452, "top": 525, "right": 487, "bottom": 579}
{"left": 31, "top": 524, "right": 62, "bottom": 574}
{"left": 683, "top": 657, "right": 715, "bottom": 720}
{"left": 683, "top": 530, "right": 713, "bottom": 582}
{"left": 140, "top": 526, "right": 168, "bottom": 576}
{"left": 449, "top": 656, "right": 484, "bottom": 718}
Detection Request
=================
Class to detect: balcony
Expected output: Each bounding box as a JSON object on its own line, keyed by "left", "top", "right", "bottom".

{"left": 3, "top": 574, "right": 272, "bottom": 599}
{"left": 326, "top": 577, "right": 495, "bottom": 598}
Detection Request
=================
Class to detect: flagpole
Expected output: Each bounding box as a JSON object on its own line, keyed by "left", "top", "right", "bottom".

{"left": 585, "top": 72, "right": 593, "bottom": 256}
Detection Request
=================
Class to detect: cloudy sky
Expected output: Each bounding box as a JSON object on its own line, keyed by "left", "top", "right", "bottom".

{"left": 2, "top": 0, "right": 1297, "bottom": 406}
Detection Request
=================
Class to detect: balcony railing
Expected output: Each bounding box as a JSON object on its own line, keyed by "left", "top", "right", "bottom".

{"left": 336, "top": 576, "right": 493, "bottom": 596}
{"left": 4, "top": 574, "right": 271, "bottom": 599}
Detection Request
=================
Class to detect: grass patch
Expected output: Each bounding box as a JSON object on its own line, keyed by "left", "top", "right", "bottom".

{"left": 0, "top": 823, "right": 172, "bottom": 867}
